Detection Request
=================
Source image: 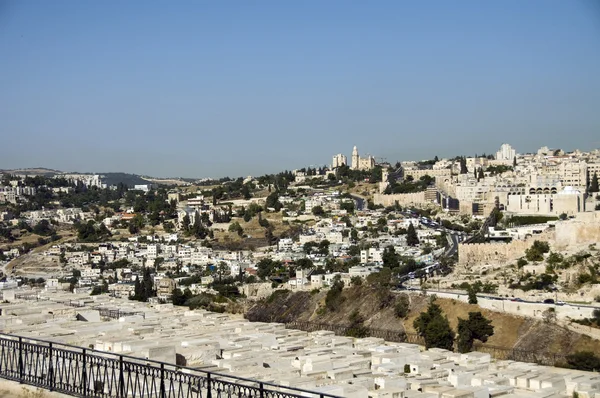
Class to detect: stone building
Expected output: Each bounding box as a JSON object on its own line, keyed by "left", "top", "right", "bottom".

{"left": 350, "top": 146, "right": 375, "bottom": 171}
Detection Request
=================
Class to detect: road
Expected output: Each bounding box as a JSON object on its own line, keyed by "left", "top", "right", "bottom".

{"left": 349, "top": 194, "right": 365, "bottom": 211}
{"left": 396, "top": 287, "right": 600, "bottom": 310}
{"left": 444, "top": 232, "right": 460, "bottom": 257}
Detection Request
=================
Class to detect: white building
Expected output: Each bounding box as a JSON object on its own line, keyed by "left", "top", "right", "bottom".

{"left": 332, "top": 154, "right": 347, "bottom": 169}
{"left": 496, "top": 144, "right": 516, "bottom": 162}
{"left": 360, "top": 248, "right": 383, "bottom": 264}
{"left": 351, "top": 146, "right": 376, "bottom": 171}
{"left": 278, "top": 238, "right": 293, "bottom": 252}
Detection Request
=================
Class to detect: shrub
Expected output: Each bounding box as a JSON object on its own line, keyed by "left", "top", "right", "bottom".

{"left": 350, "top": 276, "right": 363, "bottom": 286}
{"left": 517, "top": 258, "right": 528, "bottom": 268}
{"left": 457, "top": 312, "right": 494, "bottom": 353}
{"left": 394, "top": 294, "right": 410, "bottom": 318}
{"left": 325, "top": 277, "right": 345, "bottom": 311}
{"left": 346, "top": 309, "right": 369, "bottom": 338}
{"left": 413, "top": 299, "right": 455, "bottom": 350}
{"left": 563, "top": 351, "right": 600, "bottom": 372}
{"left": 525, "top": 240, "right": 550, "bottom": 262}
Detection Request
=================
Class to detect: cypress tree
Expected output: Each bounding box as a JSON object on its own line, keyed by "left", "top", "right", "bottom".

{"left": 590, "top": 172, "right": 599, "bottom": 193}
{"left": 134, "top": 277, "right": 142, "bottom": 300}
{"left": 414, "top": 299, "right": 455, "bottom": 350}
{"left": 406, "top": 223, "right": 420, "bottom": 246}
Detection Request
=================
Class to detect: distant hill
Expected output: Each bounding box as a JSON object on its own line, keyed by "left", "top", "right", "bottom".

{"left": 99, "top": 173, "right": 152, "bottom": 187}
{"left": 0, "top": 168, "right": 61, "bottom": 177}
{"left": 0, "top": 168, "right": 178, "bottom": 188}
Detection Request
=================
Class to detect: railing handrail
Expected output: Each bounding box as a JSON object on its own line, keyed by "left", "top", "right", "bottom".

{"left": 0, "top": 332, "right": 342, "bottom": 397}
{"left": 278, "top": 320, "right": 568, "bottom": 366}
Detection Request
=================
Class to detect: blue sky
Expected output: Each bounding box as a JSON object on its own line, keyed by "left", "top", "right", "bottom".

{"left": 1, "top": 1, "right": 599, "bottom": 178}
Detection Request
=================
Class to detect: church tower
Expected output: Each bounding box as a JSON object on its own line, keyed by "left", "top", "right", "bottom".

{"left": 351, "top": 146, "right": 359, "bottom": 170}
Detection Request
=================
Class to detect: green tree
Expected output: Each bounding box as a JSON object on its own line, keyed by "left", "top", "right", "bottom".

{"left": 382, "top": 246, "right": 399, "bottom": 268}
{"left": 340, "top": 201, "right": 355, "bottom": 214}
{"left": 163, "top": 221, "right": 175, "bottom": 233}
{"left": 346, "top": 309, "right": 369, "bottom": 338}
{"left": 171, "top": 288, "right": 187, "bottom": 306}
{"left": 153, "top": 257, "right": 165, "bottom": 271}
{"left": 394, "top": 294, "right": 410, "bottom": 318}
{"left": 296, "top": 258, "right": 314, "bottom": 269}
{"left": 564, "top": 351, "right": 600, "bottom": 372}
{"left": 413, "top": 298, "right": 455, "bottom": 350}
{"left": 312, "top": 206, "right": 325, "bottom": 217}
{"left": 406, "top": 223, "right": 419, "bottom": 246}
{"left": 128, "top": 222, "right": 140, "bottom": 235}
{"left": 318, "top": 240, "right": 330, "bottom": 255}
{"left": 265, "top": 192, "right": 283, "bottom": 211}
{"left": 241, "top": 184, "right": 252, "bottom": 200}
{"left": 325, "top": 275, "right": 345, "bottom": 311}
{"left": 590, "top": 172, "right": 599, "bottom": 193}
{"left": 228, "top": 221, "right": 244, "bottom": 236}
{"left": 33, "top": 220, "right": 53, "bottom": 236}
{"left": 457, "top": 312, "right": 494, "bottom": 353}
{"left": 182, "top": 214, "right": 191, "bottom": 232}
{"left": 257, "top": 258, "right": 280, "bottom": 280}
{"left": 467, "top": 286, "right": 478, "bottom": 304}
{"left": 460, "top": 157, "right": 468, "bottom": 174}
{"left": 525, "top": 240, "right": 550, "bottom": 262}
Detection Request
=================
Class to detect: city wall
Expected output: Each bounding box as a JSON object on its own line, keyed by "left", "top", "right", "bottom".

{"left": 554, "top": 212, "right": 600, "bottom": 250}
{"left": 457, "top": 229, "right": 555, "bottom": 268}
{"left": 373, "top": 192, "right": 428, "bottom": 207}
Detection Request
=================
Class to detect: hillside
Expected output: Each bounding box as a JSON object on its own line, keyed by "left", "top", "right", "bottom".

{"left": 245, "top": 286, "right": 600, "bottom": 360}
{"left": 0, "top": 168, "right": 61, "bottom": 176}
{"left": 98, "top": 172, "right": 152, "bottom": 187}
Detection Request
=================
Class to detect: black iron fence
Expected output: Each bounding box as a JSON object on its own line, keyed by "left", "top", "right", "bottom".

{"left": 283, "top": 321, "right": 568, "bottom": 367}
{"left": 97, "top": 308, "right": 146, "bottom": 320}
{"left": 471, "top": 343, "right": 567, "bottom": 366}
{"left": 284, "top": 321, "right": 425, "bottom": 345}
{"left": 14, "top": 292, "right": 48, "bottom": 301}
{"left": 0, "top": 333, "right": 341, "bottom": 398}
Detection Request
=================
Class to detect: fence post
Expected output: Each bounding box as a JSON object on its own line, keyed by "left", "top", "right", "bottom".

{"left": 206, "top": 373, "right": 212, "bottom": 398}
{"left": 82, "top": 348, "right": 87, "bottom": 394}
{"left": 119, "top": 355, "right": 125, "bottom": 398}
{"left": 48, "top": 342, "right": 54, "bottom": 391}
{"left": 259, "top": 382, "right": 264, "bottom": 398}
{"left": 160, "top": 363, "right": 165, "bottom": 398}
{"left": 18, "top": 337, "right": 23, "bottom": 384}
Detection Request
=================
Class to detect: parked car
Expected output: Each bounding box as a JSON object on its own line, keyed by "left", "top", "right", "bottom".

{"left": 543, "top": 299, "right": 555, "bottom": 304}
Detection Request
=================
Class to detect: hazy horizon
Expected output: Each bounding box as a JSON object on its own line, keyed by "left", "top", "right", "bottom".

{"left": 1, "top": 1, "right": 599, "bottom": 178}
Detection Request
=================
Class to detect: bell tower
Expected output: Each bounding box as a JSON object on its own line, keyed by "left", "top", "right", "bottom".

{"left": 351, "top": 146, "right": 359, "bottom": 170}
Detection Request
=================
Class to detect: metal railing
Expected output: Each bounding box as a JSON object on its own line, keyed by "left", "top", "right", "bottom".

{"left": 97, "top": 308, "right": 146, "bottom": 320}
{"left": 282, "top": 320, "right": 568, "bottom": 367}
{"left": 284, "top": 321, "right": 425, "bottom": 345}
{"left": 0, "top": 333, "right": 341, "bottom": 398}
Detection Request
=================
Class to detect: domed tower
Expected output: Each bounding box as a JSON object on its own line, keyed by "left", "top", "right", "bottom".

{"left": 351, "top": 146, "right": 359, "bottom": 170}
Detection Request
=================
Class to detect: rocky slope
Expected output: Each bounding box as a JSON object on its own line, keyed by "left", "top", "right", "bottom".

{"left": 245, "top": 285, "right": 600, "bottom": 359}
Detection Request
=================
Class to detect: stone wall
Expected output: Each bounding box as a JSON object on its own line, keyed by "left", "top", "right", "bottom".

{"left": 554, "top": 212, "right": 600, "bottom": 250}
{"left": 373, "top": 192, "right": 429, "bottom": 207}
{"left": 240, "top": 282, "right": 275, "bottom": 300}
{"left": 425, "top": 290, "right": 598, "bottom": 322}
{"left": 458, "top": 229, "right": 555, "bottom": 267}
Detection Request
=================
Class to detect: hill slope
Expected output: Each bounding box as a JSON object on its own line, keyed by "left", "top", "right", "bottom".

{"left": 245, "top": 286, "right": 600, "bottom": 359}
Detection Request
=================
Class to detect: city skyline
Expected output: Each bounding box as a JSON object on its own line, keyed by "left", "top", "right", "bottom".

{"left": 1, "top": 1, "right": 599, "bottom": 178}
